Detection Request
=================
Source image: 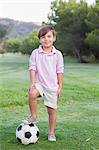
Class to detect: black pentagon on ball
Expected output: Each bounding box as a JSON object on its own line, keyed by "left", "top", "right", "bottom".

{"left": 25, "top": 131, "right": 32, "bottom": 139}
{"left": 36, "top": 131, "right": 39, "bottom": 138}
{"left": 17, "top": 125, "right": 22, "bottom": 131}
{"left": 17, "top": 137, "right": 22, "bottom": 143}
{"left": 28, "top": 123, "right": 34, "bottom": 127}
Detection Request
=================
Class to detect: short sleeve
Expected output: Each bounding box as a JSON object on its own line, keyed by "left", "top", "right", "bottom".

{"left": 29, "top": 51, "right": 36, "bottom": 71}
{"left": 56, "top": 51, "right": 64, "bottom": 73}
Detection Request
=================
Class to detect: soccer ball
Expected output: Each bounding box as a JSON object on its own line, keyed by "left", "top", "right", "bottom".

{"left": 16, "top": 123, "right": 39, "bottom": 145}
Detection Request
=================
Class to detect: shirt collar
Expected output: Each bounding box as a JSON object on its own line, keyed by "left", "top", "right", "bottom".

{"left": 38, "top": 45, "right": 57, "bottom": 55}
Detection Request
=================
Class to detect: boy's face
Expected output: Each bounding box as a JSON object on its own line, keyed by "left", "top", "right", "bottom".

{"left": 40, "top": 31, "right": 56, "bottom": 48}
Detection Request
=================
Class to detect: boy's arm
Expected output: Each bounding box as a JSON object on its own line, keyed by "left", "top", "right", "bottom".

{"left": 29, "top": 51, "right": 36, "bottom": 88}
{"left": 56, "top": 51, "right": 64, "bottom": 98}
{"left": 57, "top": 73, "right": 63, "bottom": 98}
{"left": 29, "top": 70, "right": 36, "bottom": 88}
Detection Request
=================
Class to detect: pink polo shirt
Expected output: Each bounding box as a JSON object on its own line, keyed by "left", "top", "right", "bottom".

{"left": 29, "top": 45, "right": 64, "bottom": 91}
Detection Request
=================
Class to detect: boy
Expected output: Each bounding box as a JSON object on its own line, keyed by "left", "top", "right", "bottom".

{"left": 22, "top": 25, "right": 64, "bottom": 141}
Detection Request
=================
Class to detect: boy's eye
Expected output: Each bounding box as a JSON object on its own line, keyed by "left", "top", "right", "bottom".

{"left": 41, "top": 36, "right": 45, "bottom": 38}
{"left": 47, "top": 35, "right": 51, "bottom": 38}
{"left": 41, "top": 35, "right": 52, "bottom": 39}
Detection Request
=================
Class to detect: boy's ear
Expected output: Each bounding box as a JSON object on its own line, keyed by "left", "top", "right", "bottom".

{"left": 53, "top": 36, "right": 56, "bottom": 42}
{"left": 39, "top": 38, "right": 42, "bottom": 44}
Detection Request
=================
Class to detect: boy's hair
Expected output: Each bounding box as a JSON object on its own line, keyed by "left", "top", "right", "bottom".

{"left": 38, "top": 25, "right": 56, "bottom": 39}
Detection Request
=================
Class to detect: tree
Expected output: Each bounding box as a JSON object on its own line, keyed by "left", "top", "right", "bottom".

{"left": 85, "top": 4, "right": 99, "bottom": 30}
{"left": 0, "top": 24, "right": 8, "bottom": 54}
{"left": 48, "top": 0, "right": 89, "bottom": 62}
{"left": 20, "top": 30, "right": 39, "bottom": 54}
{"left": 4, "top": 37, "right": 22, "bottom": 53}
{"left": 96, "top": 0, "right": 99, "bottom": 5}
{"left": 0, "top": 24, "right": 8, "bottom": 39}
{"left": 85, "top": 29, "right": 99, "bottom": 59}
{"left": 85, "top": 2, "right": 99, "bottom": 59}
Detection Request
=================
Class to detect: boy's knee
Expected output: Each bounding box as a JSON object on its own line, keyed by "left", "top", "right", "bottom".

{"left": 28, "top": 89, "right": 37, "bottom": 99}
{"left": 47, "top": 107, "right": 56, "bottom": 115}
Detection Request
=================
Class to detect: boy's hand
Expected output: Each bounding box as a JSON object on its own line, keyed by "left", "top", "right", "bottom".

{"left": 57, "top": 87, "right": 62, "bottom": 99}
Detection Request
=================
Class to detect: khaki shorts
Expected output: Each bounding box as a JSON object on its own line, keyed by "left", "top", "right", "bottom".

{"left": 35, "top": 82, "right": 58, "bottom": 109}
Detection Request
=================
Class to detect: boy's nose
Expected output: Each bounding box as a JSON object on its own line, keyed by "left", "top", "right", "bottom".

{"left": 45, "top": 38, "right": 48, "bottom": 41}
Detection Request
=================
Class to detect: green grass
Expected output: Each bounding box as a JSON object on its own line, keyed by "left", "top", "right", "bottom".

{"left": 0, "top": 53, "right": 99, "bottom": 150}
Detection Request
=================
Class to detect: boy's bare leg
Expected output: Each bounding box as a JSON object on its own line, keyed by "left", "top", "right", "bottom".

{"left": 28, "top": 88, "right": 40, "bottom": 120}
{"left": 47, "top": 106, "right": 56, "bottom": 135}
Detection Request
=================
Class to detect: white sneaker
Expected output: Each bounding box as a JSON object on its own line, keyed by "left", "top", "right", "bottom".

{"left": 48, "top": 134, "right": 56, "bottom": 141}
{"left": 22, "top": 116, "right": 37, "bottom": 125}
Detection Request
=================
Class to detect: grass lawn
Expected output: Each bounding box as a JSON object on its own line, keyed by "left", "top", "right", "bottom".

{"left": 0, "top": 53, "right": 99, "bottom": 150}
